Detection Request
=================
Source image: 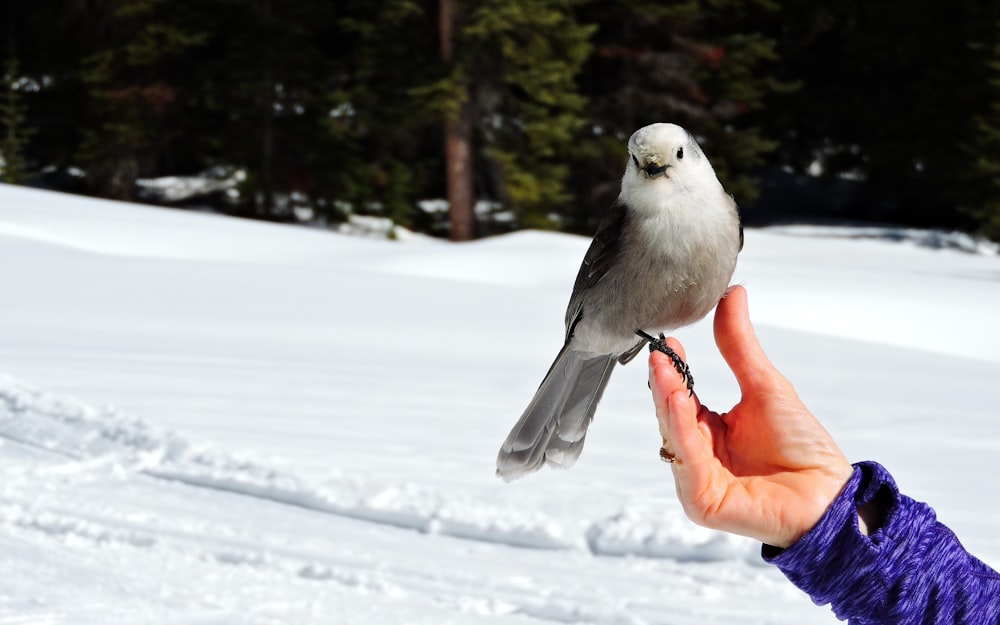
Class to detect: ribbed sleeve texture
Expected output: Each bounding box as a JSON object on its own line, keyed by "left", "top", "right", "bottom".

{"left": 763, "top": 462, "right": 1000, "bottom": 624}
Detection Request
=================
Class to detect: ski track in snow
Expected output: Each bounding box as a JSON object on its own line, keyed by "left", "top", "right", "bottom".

{"left": 0, "top": 376, "right": 574, "bottom": 552}
{"left": 0, "top": 375, "right": 753, "bottom": 560}
{"left": 0, "top": 375, "right": 808, "bottom": 625}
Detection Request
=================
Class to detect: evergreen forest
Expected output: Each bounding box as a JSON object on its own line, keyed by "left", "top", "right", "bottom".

{"left": 2, "top": 0, "right": 1000, "bottom": 241}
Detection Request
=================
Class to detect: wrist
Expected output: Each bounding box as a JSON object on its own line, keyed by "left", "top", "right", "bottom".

{"left": 788, "top": 465, "right": 856, "bottom": 547}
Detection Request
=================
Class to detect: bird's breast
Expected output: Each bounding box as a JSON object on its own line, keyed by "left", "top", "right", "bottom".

{"left": 571, "top": 200, "right": 739, "bottom": 356}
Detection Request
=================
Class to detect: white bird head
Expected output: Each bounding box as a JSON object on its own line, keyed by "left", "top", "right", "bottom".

{"left": 620, "top": 122, "right": 722, "bottom": 211}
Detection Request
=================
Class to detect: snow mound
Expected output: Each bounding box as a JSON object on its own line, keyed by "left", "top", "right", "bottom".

{"left": 766, "top": 224, "right": 999, "bottom": 255}
{"left": 135, "top": 166, "right": 243, "bottom": 204}
{"left": 0, "top": 502, "right": 158, "bottom": 548}
{"left": 586, "top": 505, "right": 758, "bottom": 563}
{"left": 0, "top": 374, "right": 572, "bottom": 551}
{"left": 0, "top": 374, "right": 175, "bottom": 466}
{"left": 0, "top": 183, "right": 372, "bottom": 262}
{"left": 336, "top": 214, "right": 428, "bottom": 241}
{"left": 369, "top": 229, "right": 587, "bottom": 286}
{"left": 515, "top": 598, "right": 647, "bottom": 625}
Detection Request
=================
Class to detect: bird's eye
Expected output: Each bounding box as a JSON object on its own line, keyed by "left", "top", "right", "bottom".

{"left": 676, "top": 147, "right": 684, "bottom": 160}
{"left": 631, "top": 154, "right": 639, "bottom": 167}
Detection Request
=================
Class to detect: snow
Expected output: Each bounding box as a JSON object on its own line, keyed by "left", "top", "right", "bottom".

{"left": 135, "top": 167, "right": 245, "bottom": 204}
{"left": 1, "top": 182, "right": 999, "bottom": 623}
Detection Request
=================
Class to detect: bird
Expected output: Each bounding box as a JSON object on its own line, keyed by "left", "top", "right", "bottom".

{"left": 496, "top": 122, "right": 743, "bottom": 482}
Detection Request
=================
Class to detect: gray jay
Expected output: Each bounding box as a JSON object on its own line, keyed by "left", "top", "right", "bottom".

{"left": 496, "top": 123, "right": 742, "bottom": 482}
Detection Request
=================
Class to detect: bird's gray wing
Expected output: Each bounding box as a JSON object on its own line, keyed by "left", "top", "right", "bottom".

{"left": 564, "top": 201, "right": 629, "bottom": 335}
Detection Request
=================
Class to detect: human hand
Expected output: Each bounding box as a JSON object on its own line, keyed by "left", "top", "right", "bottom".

{"left": 648, "top": 286, "right": 854, "bottom": 548}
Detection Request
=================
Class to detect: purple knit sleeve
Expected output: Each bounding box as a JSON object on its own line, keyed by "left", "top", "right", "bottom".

{"left": 763, "top": 461, "right": 1000, "bottom": 624}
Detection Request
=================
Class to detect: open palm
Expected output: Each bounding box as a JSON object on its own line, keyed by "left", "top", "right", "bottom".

{"left": 649, "top": 286, "right": 854, "bottom": 548}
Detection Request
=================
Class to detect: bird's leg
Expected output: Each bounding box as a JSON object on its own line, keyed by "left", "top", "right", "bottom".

{"left": 635, "top": 330, "right": 694, "bottom": 396}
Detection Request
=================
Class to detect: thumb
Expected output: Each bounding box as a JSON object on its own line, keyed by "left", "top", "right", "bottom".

{"left": 713, "top": 286, "right": 787, "bottom": 395}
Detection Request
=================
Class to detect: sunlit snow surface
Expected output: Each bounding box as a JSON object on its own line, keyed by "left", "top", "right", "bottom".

{"left": 1, "top": 183, "right": 999, "bottom": 624}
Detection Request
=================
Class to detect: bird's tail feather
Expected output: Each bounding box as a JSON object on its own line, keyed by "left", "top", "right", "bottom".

{"left": 496, "top": 347, "right": 616, "bottom": 481}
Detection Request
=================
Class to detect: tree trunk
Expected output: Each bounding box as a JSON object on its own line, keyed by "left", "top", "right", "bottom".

{"left": 439, "top": 0, "right": 474, "bottom": 241}
{"left": 259, "top": 0, "right": 275, "bottom": 216}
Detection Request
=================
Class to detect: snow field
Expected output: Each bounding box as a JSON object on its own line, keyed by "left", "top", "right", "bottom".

{"left": 1, "top": 183, "right": 999, "bottom": 623}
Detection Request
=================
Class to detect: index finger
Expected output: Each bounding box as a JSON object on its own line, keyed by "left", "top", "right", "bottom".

{"left": 649, "top": 349, "right": 712, "bottom": 470}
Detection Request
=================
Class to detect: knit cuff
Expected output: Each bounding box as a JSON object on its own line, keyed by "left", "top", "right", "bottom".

{"left": 762, "top": 461, "right": 908, "bottom": 620}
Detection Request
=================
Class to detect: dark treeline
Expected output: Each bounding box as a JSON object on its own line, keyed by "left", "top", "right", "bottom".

{"left": 2, "top": 0, "right": 999, "bottom": 240}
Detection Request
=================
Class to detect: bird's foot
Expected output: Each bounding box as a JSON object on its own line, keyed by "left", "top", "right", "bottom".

{"left": 636, "top": 330, "right": 694, "bottom": 396}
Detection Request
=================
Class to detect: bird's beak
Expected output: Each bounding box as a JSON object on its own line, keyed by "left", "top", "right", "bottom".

{"left": 643, "top": 162, "right": 669, "bottom": 177}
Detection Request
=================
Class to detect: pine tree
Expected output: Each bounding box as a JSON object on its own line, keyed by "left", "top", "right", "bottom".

{"left": 0, "top": 0, "right": 88, "bottom": 183}
{"left": 324, "top": 0, "right": 443, "bottom": 230}
{"left": 766, "top": 0, "right": 999, "bottom": 230}
{"left": 698, "top": 0, "right": 790, "bottom": 199}
{"left": 417, "top": 0, "right": 594, "bottom": 234}
{"left": 201, "top": 0, "right": 321, "bottom": 218}
{"left": 962, "top": 22, "right": 1000, "bottom": 241}
{"left": 76, "top": 0, "right": 211, "bottom": 200}
{"left": 461, "top": 0, "right": 595, "bottom": 231}
{"left": 0, "top": 50, "right": 33, "bottom": 184}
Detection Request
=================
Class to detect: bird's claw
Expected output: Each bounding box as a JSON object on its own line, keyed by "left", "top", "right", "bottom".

{"left": 636, "top": 330, "right": 694, "bottom": 396}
